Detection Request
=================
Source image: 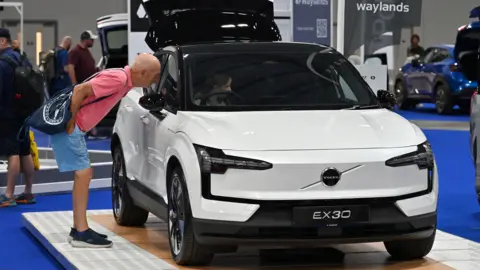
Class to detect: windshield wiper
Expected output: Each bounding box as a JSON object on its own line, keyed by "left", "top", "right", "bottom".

{"left": 343, "top": 105, "right": 381, "bottom": 110}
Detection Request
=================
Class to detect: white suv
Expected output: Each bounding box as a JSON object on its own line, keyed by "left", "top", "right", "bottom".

{"left": 111, "top": 0, "right": 438, "bottom": 266}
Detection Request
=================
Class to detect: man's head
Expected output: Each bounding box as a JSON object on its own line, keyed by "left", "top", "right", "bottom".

{"left": 11, "top": 40, "right": 19, "bottom": 50}
{"left": 130, "top": 53, "right": 161, "bottom": 88}
{"left": 411, "top": 34, "right": 420, "bottom": 46}
{"left": 0, "top": 28, "right": 12, "bottom": 49}
{"left": 80, "top": 30, "right": 97, "bottom": 48}
{"left": 61, "top": 36, "right": 72, "bottom": 50}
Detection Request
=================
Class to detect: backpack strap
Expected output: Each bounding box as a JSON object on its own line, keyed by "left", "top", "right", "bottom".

{"left": 79, "top": 69, "right": 129, "bottom": 108}
{"left": 0, "top": 55, "right": 18, "bottom": 70}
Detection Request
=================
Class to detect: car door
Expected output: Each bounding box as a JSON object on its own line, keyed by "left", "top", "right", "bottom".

{"left": 143, "top": 53, "right": 180, "bottom": 200}
{"left": 421, "top": 48, "right": 450, "bottom": 94}
{"left": 116, "top": 89, "right": 149, "bottom": 181}
{"left": 97, "top": 23, "right": 128, "bottom": 70}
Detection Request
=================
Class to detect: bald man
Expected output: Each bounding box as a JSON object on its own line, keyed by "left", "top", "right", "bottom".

{"left": 50, "top": 53, "right": 161, "bottom": 248}
{"left": 51, "top": 36, "right": 73, "bottom": 95}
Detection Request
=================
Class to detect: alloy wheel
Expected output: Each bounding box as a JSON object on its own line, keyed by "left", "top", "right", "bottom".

{"left": 112, "top": 151, "right": 124, "bottom": 219}
{"left": 395, "top": 83, "right": 404, "bottom": 107}
{"left": 436, "top": 88, "right": 445, "bottom": 113}
{"left": 169, "top": 175, "right": 185, "bottom": 256}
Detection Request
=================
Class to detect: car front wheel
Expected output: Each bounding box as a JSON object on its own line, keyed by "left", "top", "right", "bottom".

{"left": 384, "top": 229, "right": 435, "bottom": 260}
{"left": 168, "top": 166, "right": 214, "bottom": 266}
{"left": 112, "top": 145, "right": 149, "bottom": 226}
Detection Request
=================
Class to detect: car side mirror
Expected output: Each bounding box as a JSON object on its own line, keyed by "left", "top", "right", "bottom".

{"left": 139, "top": 93, "right": 165, "bottom": 111}
{"left": 377, "top": 90, "right": 396, "bottom": 109}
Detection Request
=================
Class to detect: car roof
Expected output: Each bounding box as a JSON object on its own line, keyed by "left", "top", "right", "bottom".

{"left": 178, "top": 41, "right": 334, "bottom": 54}
{"left": 97, "top": 13, "right": 127, "bottom": 29}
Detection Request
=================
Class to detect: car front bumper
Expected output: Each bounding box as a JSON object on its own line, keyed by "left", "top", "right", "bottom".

{"left": 192, "top": 200, "right": 437, "bottom": 246}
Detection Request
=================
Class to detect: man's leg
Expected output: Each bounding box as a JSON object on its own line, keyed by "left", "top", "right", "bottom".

{"left": 15, "top": 132, "right": 36, "bottom": 204}
{"left": 72, "top": 167, "right": 93, "bottom": 232}
{"left": 50, "top": 125, "right": 111, "bottom": 248}
{"left": 4, "top": 155, "right": 20, "bottom": 198}
{"left": 15, "top": 154, "right": 36, "bottom": 204}
{"left": 0, "top": 123, "right": 21, "bottom": 207}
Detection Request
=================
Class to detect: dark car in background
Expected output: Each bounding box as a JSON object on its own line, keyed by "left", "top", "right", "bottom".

{"left": 395, "top": 44, "right": 477, "bottom": 114}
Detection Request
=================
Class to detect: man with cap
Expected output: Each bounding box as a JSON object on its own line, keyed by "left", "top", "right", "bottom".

{"left": 0, "top": 28, "right": 36, "bottom": 207}
{"left": 68, "top": 30, "right": 99, "bottom": 85}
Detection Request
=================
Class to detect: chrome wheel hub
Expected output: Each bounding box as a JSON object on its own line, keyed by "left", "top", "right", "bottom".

{"left": 169, "top": 176, "right": 185, "bottom": 256}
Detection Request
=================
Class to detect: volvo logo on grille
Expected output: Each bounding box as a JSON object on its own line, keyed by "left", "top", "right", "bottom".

{"left": 321, "top": 167, "right": 341, "bottom": 187}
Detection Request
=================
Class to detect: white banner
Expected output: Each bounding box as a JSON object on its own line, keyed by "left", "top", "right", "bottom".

{"left": 354, "top": 64, "right": 388, "bottom": 95}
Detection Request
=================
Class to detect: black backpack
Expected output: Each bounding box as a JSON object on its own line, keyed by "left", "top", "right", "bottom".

{"left": 0, "top": 51, "right": 45, "bottom": 119}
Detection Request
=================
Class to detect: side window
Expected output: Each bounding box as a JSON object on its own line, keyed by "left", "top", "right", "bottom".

{"left": 143, "top": 53, "right": 168, "bottom": 95}
{"left": 159, "top": 55, "right": 179, "bottom": 109}
{"left": 423, "top": 49, "right": 437, "bottom": 63}
{"left": 430, "top": 49, "right": 449, "bottom": 63}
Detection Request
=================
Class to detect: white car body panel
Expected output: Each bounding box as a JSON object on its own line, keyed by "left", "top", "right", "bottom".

{"left": 114, "top": 92, "right": 437, "bottom": 223}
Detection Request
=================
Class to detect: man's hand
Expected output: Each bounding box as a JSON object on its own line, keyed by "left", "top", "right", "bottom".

{"left": 66, "top": 117, "right": 76, "bottom": 135}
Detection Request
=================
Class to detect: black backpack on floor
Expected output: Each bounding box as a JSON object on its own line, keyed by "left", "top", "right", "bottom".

{"left": 0, "top": 51, "right": 45, "bottom": 119}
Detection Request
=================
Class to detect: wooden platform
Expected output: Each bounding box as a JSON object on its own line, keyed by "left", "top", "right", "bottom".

{"left": 22, "top": 210, "right": 480, "bottom": 269}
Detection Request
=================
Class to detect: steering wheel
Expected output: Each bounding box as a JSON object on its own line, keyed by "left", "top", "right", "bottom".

{"left": 200, "top": 91, "right": 244, "bottom": 105}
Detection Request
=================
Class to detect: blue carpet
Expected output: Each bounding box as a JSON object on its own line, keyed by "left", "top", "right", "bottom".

{"left": 0, "top": 130, "right": 478, "bottom": 269}
{"left": 394, "top": 103, "right": 469, "bottom": 122}
{"left": 0, "top": 190, "right": 112, "bottom": 270}
{"left": 424, "top": 130, "right": 480, "bottom": 241}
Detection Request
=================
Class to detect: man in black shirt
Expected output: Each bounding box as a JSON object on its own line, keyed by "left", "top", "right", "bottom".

{"left": 407, "top": 34, "right": 425, "bottom": 57}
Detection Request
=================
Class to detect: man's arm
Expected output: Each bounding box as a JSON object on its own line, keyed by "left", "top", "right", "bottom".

{"left": 60, "top": 50, "right": 69, "bottom": 73}
{"left": 66, "top": 82, "right": 95, "bottom": 134}
{"left": 68, "top": 51, "right": 79, "bottom": 84}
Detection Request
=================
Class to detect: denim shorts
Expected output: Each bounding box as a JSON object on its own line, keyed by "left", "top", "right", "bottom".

{"left": 50, "top": 125, "right": 90, "bottom": 172}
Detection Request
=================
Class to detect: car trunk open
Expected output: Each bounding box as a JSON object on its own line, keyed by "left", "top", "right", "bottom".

{"left": 141, "top": 0, "right": 282, "bottom": 51}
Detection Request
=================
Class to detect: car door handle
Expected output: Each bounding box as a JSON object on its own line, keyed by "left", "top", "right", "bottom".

{"left": 123, "top": 105, "right": 133, "bottom": 112}
{"left": 140, "top": 114, "right": 150, "bottom": 124}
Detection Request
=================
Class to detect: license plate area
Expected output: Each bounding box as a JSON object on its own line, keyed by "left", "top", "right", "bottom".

{"left": 293, "top": 205, "right": 370, "bottom": 226}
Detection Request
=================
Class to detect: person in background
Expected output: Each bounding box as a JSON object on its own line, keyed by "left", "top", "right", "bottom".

{"left": 11, "top": 40, "right": 20, "bottom": 53}
{"left": 50, "top": 36, "right": 72, "bottom": 95}
{"left": 51, "top": 53, "right": 160, "bottom": 248}
{"left": 68, "top": 30, "right": 98, "bottom": 84}
{"left": 0, "top": 28, "right": 36, "bottom": 207}
{"left": 194, "top": 74, "right": 233, "bottom": 106}
{"left": 68, "top": 30, "right": 103, "bottom": 138}
{"left": 407, "top": 34, "right": 425, "bottom": 57}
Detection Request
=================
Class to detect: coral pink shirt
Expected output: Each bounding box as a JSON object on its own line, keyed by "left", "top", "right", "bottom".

{"left": 76, "top": 66, "right": 133, "bottom": 132}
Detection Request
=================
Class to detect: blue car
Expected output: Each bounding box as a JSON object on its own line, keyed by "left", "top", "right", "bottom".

{"left": 394, "top": 44, "right": 478, "bottom": 114}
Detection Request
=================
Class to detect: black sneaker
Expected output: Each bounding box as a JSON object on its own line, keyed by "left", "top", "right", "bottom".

{"left": 70, "top": 229, "right": 113, "bottom": 248}
{"left": 67, "top": 228, "right": 108, "bottom": 243}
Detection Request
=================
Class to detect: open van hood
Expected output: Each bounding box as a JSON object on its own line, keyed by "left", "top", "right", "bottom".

{"left": 142, "top": 0, "right": 281, "bottom": 51}
{"left": 454, "top": 7, "right": 480, "bottom": 82}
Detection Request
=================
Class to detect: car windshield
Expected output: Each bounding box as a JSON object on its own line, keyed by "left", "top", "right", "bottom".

{"left": 185, "top": 50, "right": 378, "bottom": 111}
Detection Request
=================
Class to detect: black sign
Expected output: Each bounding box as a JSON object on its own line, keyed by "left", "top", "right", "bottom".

{"left": 344, "top": 0, "right": 423, "bottom": 56}
{"left": 292, "top": 0, "right": 331, "bottom": 45}
{"left": 293, "top": 205, "right": 370, "bottom": 226}
{"left": 130, "top": 0, "right": 150, "bottom": 32}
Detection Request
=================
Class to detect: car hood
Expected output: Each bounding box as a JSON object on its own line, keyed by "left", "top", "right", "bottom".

{"left": 177, "top": 110, "right": 425, "bottom": 151}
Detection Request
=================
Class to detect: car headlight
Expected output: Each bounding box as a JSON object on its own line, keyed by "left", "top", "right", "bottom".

{"left": 193, "top": 144, "right": 273, "bottom": 174}
{"left": 385, "top": 142, "right": 434, "bottom": 170}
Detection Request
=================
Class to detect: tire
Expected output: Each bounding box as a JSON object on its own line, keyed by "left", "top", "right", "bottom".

{"left": 168, "top": 166, "right": 214, "bottom": 266}
{"left": 395, "top": 81, "right": 416, "bottom": 110}
{"left": 434, "top": 84, "right": 454, "bottom": 114}
{"left": 384, "top": 230, "right": 436, "bottom": 260}
{"left": 111, "top": 145, "right": 149, "bottom": 227}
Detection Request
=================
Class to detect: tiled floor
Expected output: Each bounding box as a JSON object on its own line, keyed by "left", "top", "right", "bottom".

{"left": 22, "top": 210, "right": 480, "bottom": 270}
